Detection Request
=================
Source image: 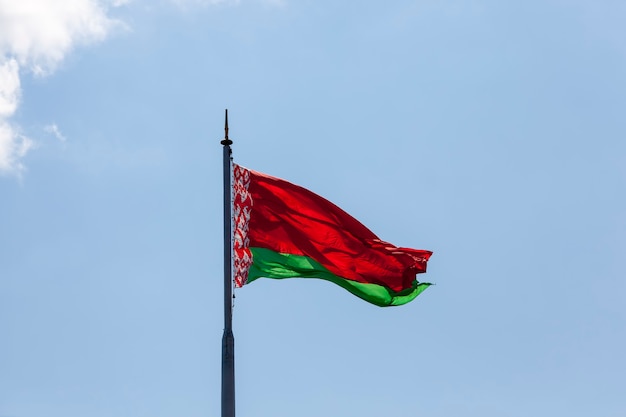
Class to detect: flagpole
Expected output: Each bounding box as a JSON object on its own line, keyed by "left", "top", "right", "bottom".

{"left": 221, "top": 109, "right": 235, "bottom": 417}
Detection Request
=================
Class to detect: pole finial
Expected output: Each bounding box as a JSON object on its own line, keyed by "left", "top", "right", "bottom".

{"left": 221, "top": 109, "right": 232, "bottom": 146}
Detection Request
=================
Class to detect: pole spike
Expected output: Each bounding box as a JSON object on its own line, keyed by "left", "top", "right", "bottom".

{"left": 221, "top": 109, "right": 232, "bottom": 146}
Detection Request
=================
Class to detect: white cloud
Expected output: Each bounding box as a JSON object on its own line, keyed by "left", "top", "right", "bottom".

{"left": 0, "top": 0, "right": 124, "bottom": 175}
{"left": 0, "top": 0, "right": 123, "bottom": 75}
{"left": 0, "top": 57, "right": 30, "bottom": 176}
{"left": 0, "top": 121, "right": 33, "bottom": 175}
{"left": 45, "top": 123, "right": 68, "bottom": 142}
{"left": 0, "top": 58, "right": 20, "bottom": 117}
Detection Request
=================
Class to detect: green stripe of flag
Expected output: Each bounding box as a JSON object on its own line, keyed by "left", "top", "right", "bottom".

{"left": 248, "top": 247, "right": 431, "bottom": 307}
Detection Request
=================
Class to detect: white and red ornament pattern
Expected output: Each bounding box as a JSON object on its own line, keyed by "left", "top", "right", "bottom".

{"left": 233, "top": 164, "right": 252, "bottom": 287}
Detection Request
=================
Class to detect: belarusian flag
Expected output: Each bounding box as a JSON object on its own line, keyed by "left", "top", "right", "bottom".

{"left": 233, "top": 164, "right": 433, "bottom": 307}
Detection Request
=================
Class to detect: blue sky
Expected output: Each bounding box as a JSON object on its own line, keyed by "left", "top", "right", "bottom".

{"left": 1, "top": 1, "right": 625, "bottom": 416}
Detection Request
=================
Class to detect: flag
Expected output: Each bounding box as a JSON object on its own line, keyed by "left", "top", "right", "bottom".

{"left": 233, "top": 164, "right": 433, "bottom": 307}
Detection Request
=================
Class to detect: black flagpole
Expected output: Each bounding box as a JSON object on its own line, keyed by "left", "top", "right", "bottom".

{"left": 221, "top": 109, "right": 235, "bottom": 417}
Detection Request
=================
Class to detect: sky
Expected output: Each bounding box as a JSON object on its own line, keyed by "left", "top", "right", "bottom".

{"left": 1, "top": 0, "right": 625, "bottom": 416}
